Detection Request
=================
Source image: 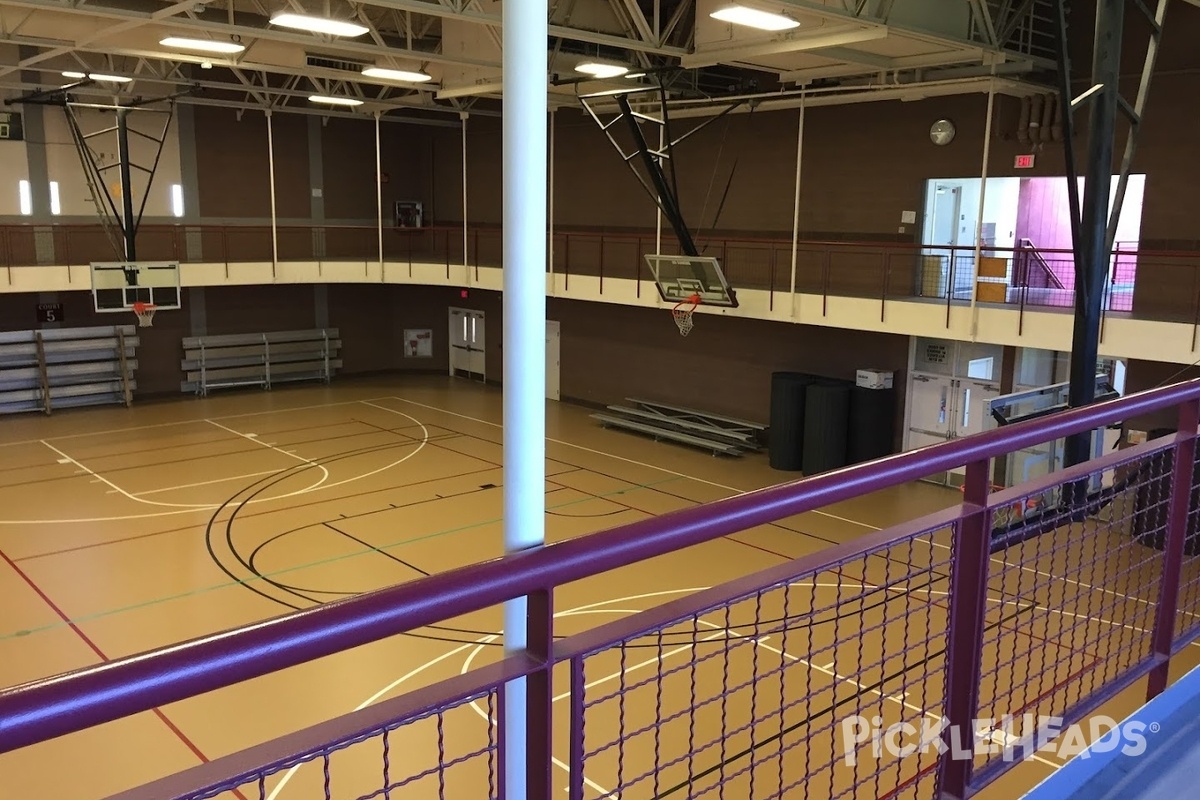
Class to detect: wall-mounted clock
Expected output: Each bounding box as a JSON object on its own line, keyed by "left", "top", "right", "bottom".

{"left": 930, "top": 119, "right": 956, "bottom": 146}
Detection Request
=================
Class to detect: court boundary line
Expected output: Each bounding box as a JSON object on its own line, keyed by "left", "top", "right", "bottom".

{"left": 380, "top": 396, "right": 1194, "bottom": 621}
{"left": 0, "top": 396, "right": 403, "bottom": 450}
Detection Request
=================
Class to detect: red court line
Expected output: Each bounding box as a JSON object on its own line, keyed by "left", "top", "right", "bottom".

{"left": 0, "top": 548, "right": 246, "bottom": 797}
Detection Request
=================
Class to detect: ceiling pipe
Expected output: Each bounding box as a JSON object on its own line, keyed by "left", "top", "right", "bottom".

{"left": 1017, "top": 94, "right": 1031, "bottom": 146}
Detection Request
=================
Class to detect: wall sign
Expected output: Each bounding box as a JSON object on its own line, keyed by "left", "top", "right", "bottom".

{"left": 404, "top": 329, "right": 432, "bottom": 358}
{"left": 924, "top": 343, "right": 948, "bottom": 364}
{"left": 394, "top": 200, "right": 424, "bottom": 229}
{"left": 1014, "top": 153, "right": 1036, "bottom": 169}
{"left": 37, "top": 303, "right": 63, "bottom": 324}
{"left": 0, "top": 111, "right": 23, "bottom": 142}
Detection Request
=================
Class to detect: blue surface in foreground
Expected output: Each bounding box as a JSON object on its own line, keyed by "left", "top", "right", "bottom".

{"left": 1022, "top": 662, "right": 1200, "bottom": 800}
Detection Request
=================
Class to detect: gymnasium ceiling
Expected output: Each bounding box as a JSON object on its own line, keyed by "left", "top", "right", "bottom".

{"left": 0, "top": 0, "right": 1189, "bottom": 124}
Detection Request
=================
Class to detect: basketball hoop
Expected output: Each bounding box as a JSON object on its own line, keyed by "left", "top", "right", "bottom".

{"left": 672, "top": 293, "right": 701, "bottom": 337}
{"left": 132, "top": 301, "right": 156, "bottom": 328}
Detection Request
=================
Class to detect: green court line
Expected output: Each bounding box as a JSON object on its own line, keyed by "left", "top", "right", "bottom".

{"left": 0, "top": 475, "right": 693, "bottom": 643}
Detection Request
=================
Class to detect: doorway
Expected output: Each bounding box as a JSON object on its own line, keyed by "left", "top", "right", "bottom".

{"left": 449, "top": 307, "right": 485, "bottom": 381}
{"left": 546, "top": 320, "right": 561, "bottom": 401}
{"left": 905, "top": 337, "right": 1004, "bottom": 485}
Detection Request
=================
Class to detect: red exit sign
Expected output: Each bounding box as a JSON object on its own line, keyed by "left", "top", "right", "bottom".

{"left": 1014, "top": 153, "right": 1036, "bottom": 169}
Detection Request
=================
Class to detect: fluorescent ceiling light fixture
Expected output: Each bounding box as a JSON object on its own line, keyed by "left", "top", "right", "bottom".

{"left": 65, "top": 71, "right": 132, "bottom": 83}
{"left": 710, "top": 5, "right": 801, "bottom": 31}
{"left": 625, "top": 72, "right": 647, "bottom": 79}
{"left": 270, "top": 12, "right": 369, "bottom": 37}
{"left": 308, "top": 95, "right": 363, "bottom": 106}
{"left": 159, "top": 36, "right": 246, "bottom": 54}
{"left": 361, "top": 66, "right": 432, "bottom": 83}
{"left": 576, "top": 61, "right": 629, "bottom": 79}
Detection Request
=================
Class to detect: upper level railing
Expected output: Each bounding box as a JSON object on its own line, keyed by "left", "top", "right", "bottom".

{"left": 2, "top": 380, "right": 1200, "bottom": 799}
{"left": 3, "top": 222, "right": 1200, "bottom": 334}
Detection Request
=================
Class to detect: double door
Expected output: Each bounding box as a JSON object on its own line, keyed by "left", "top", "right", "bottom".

{"left": 905, "top": 339, "right": 1003, "bottom": 484}
{"left": 449, "top": 308, "right": 486, "bottom": 381}
{"left": 448, "top": 309, "right": 561, "bottom": 401}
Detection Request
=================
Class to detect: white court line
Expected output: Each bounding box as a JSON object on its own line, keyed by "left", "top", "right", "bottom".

{"left": 132, "top": 470, "right": 282, "bottom": 496}
{"left": 0, "top": 396, "right": 400, "bottom": 450}
{"left": 206, "top": 419, "right": 322, "bottom": 468}
{"left": 38, "top": 441, "right": 215, "bottom": 511}
{"left": 264, "top": 636, "right": 498, "bottom": 800}
{"left": 263, "top": 589, "right": 712, "bottom": 800}
{"left": 380, "top": 395, "right": 1172, "bottom": 618}
{"left": 1, "top": 410, "right": 431, "bottom": 524}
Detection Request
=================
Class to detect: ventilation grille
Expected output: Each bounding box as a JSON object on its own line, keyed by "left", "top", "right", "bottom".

{"left": 305, "top": 54, "right": 370, "bottom": 73}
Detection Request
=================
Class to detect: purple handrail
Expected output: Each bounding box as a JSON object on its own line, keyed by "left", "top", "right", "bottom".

{"left": 1, "top": 379, "right": 1199, "bottom": 756}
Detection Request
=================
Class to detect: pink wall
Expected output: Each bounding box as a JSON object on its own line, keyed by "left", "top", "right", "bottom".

{"left": 1014, "top": 178, "right": 1076, "bottom": 289}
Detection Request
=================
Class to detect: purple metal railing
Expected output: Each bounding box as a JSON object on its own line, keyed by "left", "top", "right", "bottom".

{"left": 3, "top": 381, "right": 1200, "bottom": 798}
{"left": 1, "top": 223, "right": 1193, "bottom": 329}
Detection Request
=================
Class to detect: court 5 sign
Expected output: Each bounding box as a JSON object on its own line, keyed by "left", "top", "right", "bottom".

{"left": 37, "top": 303, "right": 64, "bottom": 324}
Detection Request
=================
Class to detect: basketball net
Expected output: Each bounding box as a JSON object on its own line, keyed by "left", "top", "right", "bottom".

{"left": 132, "top": 301, "right": 156, "bottom": 328}
{"left": 672, "top": 293, "right": 701, "bottom": 337}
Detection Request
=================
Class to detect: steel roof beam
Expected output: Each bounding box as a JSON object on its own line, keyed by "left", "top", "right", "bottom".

{"left": 0, "top": 0, "right": 502, "bottom": 69}
{"left": 366, "top": 0, "right": 687, "bottom": 55}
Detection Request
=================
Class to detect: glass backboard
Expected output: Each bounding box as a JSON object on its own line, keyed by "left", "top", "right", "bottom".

{"left": 645, "top": 254, "right": 738, "bottom": 308}
{"left": 91, "top": 261, "right": 181, "bottom": 313}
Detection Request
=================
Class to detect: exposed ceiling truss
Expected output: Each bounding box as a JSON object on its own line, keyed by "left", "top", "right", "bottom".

{"left": 0, "top": 0, "right": 1167, "bottom": 123}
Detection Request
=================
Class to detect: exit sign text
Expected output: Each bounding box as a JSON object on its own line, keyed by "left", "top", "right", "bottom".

{"left": 1014, "top": 154, "right": 1036, "bottom": 169}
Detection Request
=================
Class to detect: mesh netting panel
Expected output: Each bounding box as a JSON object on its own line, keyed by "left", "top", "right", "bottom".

{"left": 572, "top": 526, "right": 955, "bottom": 800}
{"left": 973, "top": 447, "right": 1172, "bottom": 777}
{"left": 183, "top": 690, "right": 498, "bottom": 800}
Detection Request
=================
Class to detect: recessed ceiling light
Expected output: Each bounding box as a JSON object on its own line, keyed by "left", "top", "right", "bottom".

{"left": 270, "top": 12, "right": 369, "bottom": 37}
{"left": 576, "top": 61, "right": 629, "bottom": 79}
{"left": 361, "top": 66, "right": 433, "bottom": 83}
{"left": 710, "top": 5, "right": 801, "bottom": 31}
{"left": 159, "top": 36, "right": 246, "bottom": 54}
{"left": 308, "top": 95, "right": 364, "bottom": 106}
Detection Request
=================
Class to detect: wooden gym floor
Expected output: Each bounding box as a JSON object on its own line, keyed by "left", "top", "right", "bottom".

{"left": 0, "top": 375, "right": 1193, "bottom": 799}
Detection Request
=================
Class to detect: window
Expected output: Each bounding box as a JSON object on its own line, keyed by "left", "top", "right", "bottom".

{"left": 18, "top": 180, "right": 31, "bottom": 216}
{"left": 49, "top": 181, "right": 61, "bottom": 216}
{"left": 170, "top": 183, "right": 184, "bottom": 218}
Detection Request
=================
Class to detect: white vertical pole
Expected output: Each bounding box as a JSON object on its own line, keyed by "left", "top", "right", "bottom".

{"left": 789, "top": 89, "right": 805, "bottom": 319}
{"left": 266, "top": 110, "right": 278, "bottom": 278}
{"left": 375, "top": 111, "right": 383, "bottom": 280}
{"left": 502, "top": 0, "right": 547, "bottom": 797}
{"left": 461, "top": 111, "right": 470, "bottom": 285}
{"left": 548, "top": 108, "right": 556, "bottom": 296}
{"left": 969, "top": 81, "right": 997, "bottom": 339}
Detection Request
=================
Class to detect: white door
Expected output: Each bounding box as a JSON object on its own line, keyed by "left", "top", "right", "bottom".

{"left": 449, "top": 308, "right": 485, "bottom": 381}
{"left": 907, "top": 372, "right": 954, "bottom": 451}
{"left": 905, "top": 338, "right": 1004, "bottom": 485}
{"left": 545, "top": 320, "right": 561, "bottom": 401}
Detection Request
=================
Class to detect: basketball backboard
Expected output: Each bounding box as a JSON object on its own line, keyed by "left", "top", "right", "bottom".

{"left": 91, "top": 261, "right": 181, "bottom": 313}
{"left": 645, "top": 254, "right": 738, "bottom": 308}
